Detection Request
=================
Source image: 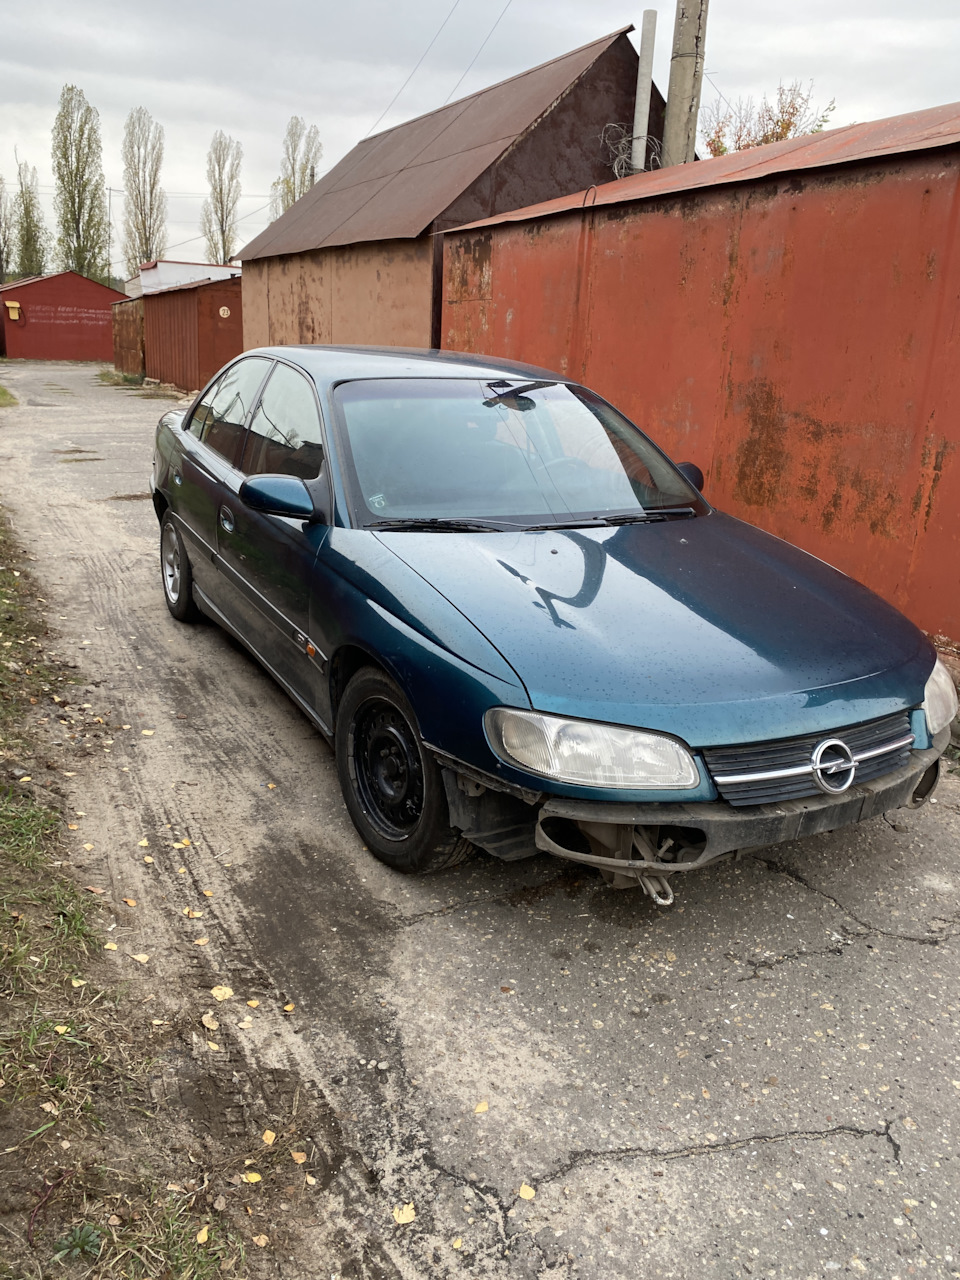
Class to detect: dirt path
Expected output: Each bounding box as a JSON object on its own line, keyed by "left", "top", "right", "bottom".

{"left": 1, "top": 360, "right": 959, "bottom": 1278}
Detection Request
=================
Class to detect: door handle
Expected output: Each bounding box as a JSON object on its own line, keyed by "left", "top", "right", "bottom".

{"left": 219, "top": 505, "right": 235, "bottom": 534}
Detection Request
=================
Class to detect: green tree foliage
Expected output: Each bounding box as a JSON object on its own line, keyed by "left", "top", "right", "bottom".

{"left": 270, "top": 117, "right": 322, "bottom": 219}
{"left": 51, "top": 84, "right": 109, "bottom": 279}
{"left": 12, "top": 157, "right": 49, "bottom": 278}
{"left": 121, "top": 107, "right": 167, "bottom": 276}
{"left": 701, "top": 80, "right": 835, "bottom": 158}
{"left": 201, "top": 130, "right": 242, "bottom": 264}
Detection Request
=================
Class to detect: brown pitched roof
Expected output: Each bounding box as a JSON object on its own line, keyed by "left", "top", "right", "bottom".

{"left": 449, "top": 100, "right": 960, "bottom": 232}
{"left": 238, "top": 27, "right": 633, "bottom": 261}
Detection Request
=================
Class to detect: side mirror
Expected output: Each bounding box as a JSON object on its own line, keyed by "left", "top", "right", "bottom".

{"left": 676, "top": 461, "right": 704, "bottom": 492}
{"left": 240, "top": 474, "right": 327, "bottom": 523}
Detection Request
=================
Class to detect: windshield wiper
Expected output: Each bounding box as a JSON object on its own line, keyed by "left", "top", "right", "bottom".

{"left": 368, "top": 517, "right": 519, "bottom": 532}
{"left": 601, "top": 507, "right": 697, "bottom": 525}
{"left": 523, "top": 507, "right": 698, "bottom": 531}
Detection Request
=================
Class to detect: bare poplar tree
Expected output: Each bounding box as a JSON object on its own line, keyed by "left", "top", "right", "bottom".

{"left": 0, "top": 175, "right": 11, "bottom": 283}
{"left": 121, "top": 107, "right": 167, "bottom": 275}
{"left": 270, "top": 117, "right": 322, "bottom": 218}
{"left": 201, "top": 130, "right": 243, "bottom": 264}
{"left": 13, "top": 156, "right": 50, "bottom": 278}
{"left": 51, "top": 85, "right": 109, "bottom": 279}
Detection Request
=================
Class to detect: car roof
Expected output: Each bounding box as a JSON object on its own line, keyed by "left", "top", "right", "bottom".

{"left": 241, "top": 345, "right": 568, "bottom": 389}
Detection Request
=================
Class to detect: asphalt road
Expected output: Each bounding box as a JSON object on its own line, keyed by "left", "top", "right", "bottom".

{"left": 1, "top": 360, "right": 959, "bottom": 1279}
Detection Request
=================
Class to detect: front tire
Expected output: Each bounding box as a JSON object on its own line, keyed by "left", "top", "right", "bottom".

{"left": 335, "top": 668, "right": 472, "bottom": 874}
{"left": 160, "top": 512, "right": 199, "bottom": 622}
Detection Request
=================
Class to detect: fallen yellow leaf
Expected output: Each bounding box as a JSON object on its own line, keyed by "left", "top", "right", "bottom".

{"left": 262, "top": 1129, "right": 276, "bottom": 1146}
{"left": 122, "top": 898, "right": 137, "bottom": 907}
{"left": 206, "top": 1041, "right": 220, "bottom": 1051}
{"left": 70, "top": 978, "right": 86, "bottom": 988}
{"left": 103, "top": 942, "right": 118, "bottom": 951}
{"left": 67, "top": 823, "right": 78, "bottom": 830}
{"left": 131, "top": 954, "right": 150, "bottom": 964}
{"left": 474, "top": 1100, "right": 489, "bottom": 1114}
{"left": 173, "top": 842, "right": 185, "bottom": 849}
{"left": 196, "top": 1225, "right": 209, "bottom": 1244}
{"left": 453, "top": 1237, "right": 463, "bottom": 1249}
{"left": 84, "top": 885, "right": 105, "bottom": 894}
{"left": 186, "top": 908, "right": 203, "bottom": 919}
{"left": 143, "top": 856, "right": 154, "bottom": 864}
{"left": 18, "top": 776, "right": 32, "bottom": 783}
{"left": 141, "top": 729, "right": 154, "bottom": 736}
{"left": 138, "top": 839, "right": 149, "bottom": 847}
{"left": 210, "top": 985, "right": 233, "bottom": 1001}
{"left": 518, "top": 1183, "right": 536, "bottom": 1200}
{"left": 202, "top": 889, "right": 213, "bottom": 897}
{"left": 177, "top": 866, "right": 187, "bottom": 874}
{"left": 83, "top": 842, "right": 94, "bottom": 851}
{"left": 266, "top": 783, "right": 277, "bottom": 790}
{"left": 194, "top": 937, "right": 209, "bottom": 946}
{"left": 236, "top": 1016, "right": 253, "bottom": 1030}
{"left": 181, "top": 838, "right": 191, "bottom": 846}
{"left": 290, "top": 1151, "right": 307, "bottom": 1164}
{"left": 246, "top": 999, "right": 260, "bottom": 1008}
{"left": 283, "top": 1003, "right": 295, "bottom": 1012}
{"left": 305, "top": 1174, "right": 317, "bottom": 1186}
{"left": 201, "top": 1012, "right": 219, "bottom": 1031}
{"left": 252, "top": 1234, "right": 269, "bottom": 1247}
{"left": 242, "top": 1171, "right": 262, "bottom": 1184}
{"left": 54, "top": 1025, "right": 69, "bottom": 1035}
{"left": 393, "top": 1203, "right": 416, "bottom": 1225}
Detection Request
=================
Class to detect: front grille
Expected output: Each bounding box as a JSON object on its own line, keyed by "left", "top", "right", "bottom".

{"left": 702, "top": 711, "right": 914, "bottom": 807}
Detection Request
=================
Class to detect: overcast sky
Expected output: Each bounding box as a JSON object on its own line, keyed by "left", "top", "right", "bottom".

{"left": 4, "top": 0, "right": 959, "bottom": 277}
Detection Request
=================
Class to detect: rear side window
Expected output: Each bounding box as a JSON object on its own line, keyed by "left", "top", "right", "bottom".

{"left": 242, "top": 363, "right": 324, "bottom": 479}
{"left": 190, "top": 358, "right": 271, "bottom": 467}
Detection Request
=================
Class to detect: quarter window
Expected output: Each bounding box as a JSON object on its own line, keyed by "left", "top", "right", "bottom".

{"left": 242, "top": 363, "right": 324, "bottom": 479}
{"left": 195, "top": 357, "right": 271, "bottom": 468}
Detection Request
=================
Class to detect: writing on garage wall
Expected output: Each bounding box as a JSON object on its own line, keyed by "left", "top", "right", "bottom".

{"left": 441, "top": 103, "right": 960, "bottom": 639}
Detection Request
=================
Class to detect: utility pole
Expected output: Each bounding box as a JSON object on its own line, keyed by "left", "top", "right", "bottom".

{"left": 661, "top": 0, "right": 710, "bottom": 168}
{"left": 631, "top": 10, "right": 658, "bottom": 173}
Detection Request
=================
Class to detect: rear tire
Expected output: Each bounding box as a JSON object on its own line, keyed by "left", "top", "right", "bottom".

{"left": 335, "top": 668, "right": 472, "bottom": 874}
{"left": 160, "top": 512, "right": 199, "bottom": 622}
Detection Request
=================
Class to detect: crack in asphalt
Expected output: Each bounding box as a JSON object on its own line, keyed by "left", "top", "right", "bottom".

{"left": 736, "top": 936, "right": 852, "bottom": 980}
{"left": 750, "top": 854, "right": 953, "bottom": 945}
{"left": 533, "top": 1120, "right": 901, "bottom": 1189}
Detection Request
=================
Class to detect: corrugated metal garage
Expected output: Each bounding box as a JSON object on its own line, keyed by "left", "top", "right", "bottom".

{"left": 0, "top": 271, "right": 126, "bottom": 361}
{"left": 142, "top": 277, "right": 242, "bottom": 392}
{"left": 441, "top": 102, "right": 960, "bottom": 640}
{"left": 238, "top": 27, "right": 664, "bottom": 350}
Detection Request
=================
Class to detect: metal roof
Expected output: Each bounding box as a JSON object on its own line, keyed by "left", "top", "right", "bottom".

{"left": 449, "top": 100, "right": 960, "bottom": 232}
{"left": 238, "top": 27, "right": 633, "bottom": 261}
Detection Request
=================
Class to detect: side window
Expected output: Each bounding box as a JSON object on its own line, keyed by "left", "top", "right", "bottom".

{"left": 199, "top": 357, "right": 271, "bottom": 468}
{"left": 242, "top": 363, "right": 324, "bottom": 479}
{"left": 186, "top": 375, "right": 223, "bottom": 439}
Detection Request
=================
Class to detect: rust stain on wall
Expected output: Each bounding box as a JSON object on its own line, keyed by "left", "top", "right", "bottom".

{"left": 732, "top": 379, "right": 789, "bottom": 508}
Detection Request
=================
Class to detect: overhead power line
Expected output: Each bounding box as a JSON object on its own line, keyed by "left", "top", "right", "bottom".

{"left": 364, "top": 0, "right": 463, "bottom": 138}
{"left": 443, "top": 0, "right": 513, "bottom": 105}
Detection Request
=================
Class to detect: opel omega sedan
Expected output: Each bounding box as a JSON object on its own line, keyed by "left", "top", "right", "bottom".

{"left": 150, "top": 347, "right": 956, "bottom": 904}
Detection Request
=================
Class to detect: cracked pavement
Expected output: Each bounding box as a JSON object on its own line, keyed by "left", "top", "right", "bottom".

{"left": 1, "top": 360, "right": 958, "bottom": 1277}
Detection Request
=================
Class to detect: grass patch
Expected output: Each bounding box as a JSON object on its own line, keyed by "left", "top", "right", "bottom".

{"left": 0, "top": 383, "right": 17, "bottom": 408}
{"left": 97, "top": 369, "right": 144, "bottom": 387}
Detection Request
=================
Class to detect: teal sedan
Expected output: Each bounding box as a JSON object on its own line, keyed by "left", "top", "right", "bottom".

{"left": 150, "top": 347, "right": 956, "bottom": 904}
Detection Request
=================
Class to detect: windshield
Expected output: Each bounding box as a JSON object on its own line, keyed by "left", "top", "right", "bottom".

{"left": 333, "top": 378, "right": 707, "bottom": 529}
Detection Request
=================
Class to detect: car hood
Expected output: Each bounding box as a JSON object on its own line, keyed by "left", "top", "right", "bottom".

{"left": 376, "top": 512, "right": 933, "bottom": 747}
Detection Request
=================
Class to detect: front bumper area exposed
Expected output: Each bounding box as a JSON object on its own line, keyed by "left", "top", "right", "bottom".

{"left": 535, "top": 739, "right": 945, "bottom": 903}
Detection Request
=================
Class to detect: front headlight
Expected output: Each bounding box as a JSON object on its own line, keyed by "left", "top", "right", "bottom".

{"left": 484, "top": 707, "right": 699, "bottom": 789}
{"left": 923, "top": 659, "right": 959, "bottom": 736}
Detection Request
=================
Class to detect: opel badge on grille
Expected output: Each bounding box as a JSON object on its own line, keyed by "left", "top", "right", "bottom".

{"left": 811, "top": 738, "right": 857, "bottom": 794}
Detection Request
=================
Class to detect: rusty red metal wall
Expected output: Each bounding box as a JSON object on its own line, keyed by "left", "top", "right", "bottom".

{"left": 112, "top": 297, "right": 145, "bottom": 377}
{"left": 0, "top": 272, "right": 125, "bottom": 361}
{"left": 144, "top": 278, "right": 242, "bottom": 392}
{"left": 442, "top": 148, "right": 960, "bottom": 640}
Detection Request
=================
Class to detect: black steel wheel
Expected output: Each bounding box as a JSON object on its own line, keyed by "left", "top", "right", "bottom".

{"left": 160, "top": 512, "right": 199, "bottom": 622}
{"left": 335, "top": 668, "right": 472, "bottom": 873}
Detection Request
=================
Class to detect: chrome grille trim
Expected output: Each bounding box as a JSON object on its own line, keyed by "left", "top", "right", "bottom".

{"left": 713, "top": 732, "right": 915, "bottom": 785}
